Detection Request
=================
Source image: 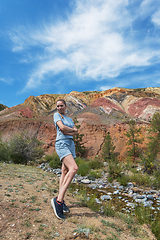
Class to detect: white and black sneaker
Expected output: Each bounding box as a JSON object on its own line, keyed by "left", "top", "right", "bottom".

{"left": 51, "top": 197, "right": 65, "bottom": 220}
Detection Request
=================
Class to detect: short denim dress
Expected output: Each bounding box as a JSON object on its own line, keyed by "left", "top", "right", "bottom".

{"left": 54, "top": 112, "right": 76, "bottom": 161}
{"left": 55, "top": 139, "right": 76, "bottom": 161}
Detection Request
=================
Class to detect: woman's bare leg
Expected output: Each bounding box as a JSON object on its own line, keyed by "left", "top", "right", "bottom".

{"left": 57, "top": 154, "right": 78, "bottom": 203}
{"left": 59, "top": 162, "right": 68, "bottom": 191}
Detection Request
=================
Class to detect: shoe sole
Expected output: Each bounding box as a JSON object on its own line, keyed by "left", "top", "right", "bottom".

{"left": 51, "top": 199, "right": 65, "bottom": 220}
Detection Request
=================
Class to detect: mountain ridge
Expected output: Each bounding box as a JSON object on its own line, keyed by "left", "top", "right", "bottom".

{"left": 1, "top": 87, "right": 160, "bottom": 123}
{"left": 0, "top": 87, "right": 160, "bottom": 158}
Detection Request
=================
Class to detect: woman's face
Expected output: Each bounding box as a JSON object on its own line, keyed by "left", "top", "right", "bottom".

{"left": 56, "top": 101, "right": 66, "bottom": 115}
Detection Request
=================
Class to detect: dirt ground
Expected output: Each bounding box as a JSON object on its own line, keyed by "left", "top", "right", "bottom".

{"left": 0, "top": 163, "right": 157, "bottom": 240}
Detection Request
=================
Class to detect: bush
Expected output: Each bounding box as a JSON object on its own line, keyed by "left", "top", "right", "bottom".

{"left": 48, "top": 152, "right": 61, "bottom": 169}
{"left": 88, "top": 157, "right": 104, "bottom": 169}
{"left": 129, "top": 172, "right": 151, "bottom": 186}
{"left": 0, "top": 139, "right": 11, "bottom": 162}
{"left": 117, "top": 174, "right": 130, "bottom": 186}
{"left": 134, "top": 204, "right": 160, "bottom": 239}
{"left": 88, "top": 170, "right": 102, "bottom": 179}
{"left": 153, "top": 170, "right": 160, "bottom": 188}
{"left": 77, "top": 162, "right": 90, "bottom": 176}
{"left": 75, "top": 157, "right": 91, "bottom": 176}
{"left": 9, "top": 131, "right": 44, "bottom": 165}
{"left": 108, "top": 162, "right": 122, "bottom": 180}
{"left": 141, "top": 153, "right": 155, "bottom": 174}
{"left": 75, "top": 157, "right": 86, "bottom": 167}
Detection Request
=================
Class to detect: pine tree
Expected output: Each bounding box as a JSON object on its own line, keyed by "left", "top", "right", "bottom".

{"left": 101, "top": 132, "right": 122, "bottom": 180}
{"left": 101, "top": 132, "right": 116, "bottom": 162}
{"left": 125, "top": 119, "right": 143, "bottom": 162}
{"left": 73, "top": 117, "right": 86, "bottom": 157}
{"left": 148, "top": 112, "right": 160, "bottom": 156}
{"left": 141, "top": 112, "right": 160, "bottom": 173}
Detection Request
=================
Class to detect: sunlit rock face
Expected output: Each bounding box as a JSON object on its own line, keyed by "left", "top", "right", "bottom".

{"left": 0, "top": 87, "right": 160, "bottom": 158}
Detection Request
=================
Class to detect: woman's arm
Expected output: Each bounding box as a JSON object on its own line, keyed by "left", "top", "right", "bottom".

{"left": 56, "top": 120, "right": 78, "bottom": 136}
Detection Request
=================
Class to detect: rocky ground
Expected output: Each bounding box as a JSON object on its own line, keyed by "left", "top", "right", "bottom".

{"left": 0, "top": 163, "right": 157, "bottom": 240}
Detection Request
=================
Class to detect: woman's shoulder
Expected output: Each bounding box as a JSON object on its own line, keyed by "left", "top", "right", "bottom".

{"left": 53, "top": 112, "right": 61, "bottom": 120}
{"left": 54, "top": 112, "right": 59, "bottom": 116}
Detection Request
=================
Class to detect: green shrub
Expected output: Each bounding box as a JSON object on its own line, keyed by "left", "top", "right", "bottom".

{"left": 88, "top": 170, "right": 102, "bottom": 179}
{"left": 153, "top": 170, "right": 160, "bottom": 188}
{"left": 9, "top": 131, "right": 44, "bottom": 165}
{"left": 75, "top": 157, "right": 90, "bottom": 176}
{"left": 44, "top": 154, "right": 54, "bottom": 162}
{"left": 0, "top": 103, "right": 7, "bottom": 111}
{"left": 129, "top": 172, "right": 151, "bottom": 186}
{"left": 88, "top": 157, "right": 104, "bottom": 169}
{"left": 108, "top": 162, "right": 122, "bottom": 180}
{"left": 84, "top": 194, "right": 100, "bottom": 212}
{"left": 0, "top": 139, "right": 11, "bottom": 162}
{"left": 75, "top": 157, "right": 86, "bottom": 167}
{"left": 117, "top": 174, "right": 130, "bottom": 186}
{"left": 48, "top": 152, "right": 61, "bottom": 169}
{"left": 102, "top": 204, "right": 115, "bottom": 217}
{"left": 141, "top": 153, "right": 155, "bottom": 174}
{"left": 77, "top": 162, "right": 90, "bottom": 176}
{"left": 134, "top": 204, "right": 160, "bottom": 239}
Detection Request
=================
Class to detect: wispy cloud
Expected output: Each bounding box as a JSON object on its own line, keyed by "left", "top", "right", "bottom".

{"left": 0, "top": 77, "right": 13, "bottom": 84}
{"left": 152, "top": 9, "right": 160, "bottom": 27}
{"left": 8, "top": 0, "right": 160, "bottom": 92}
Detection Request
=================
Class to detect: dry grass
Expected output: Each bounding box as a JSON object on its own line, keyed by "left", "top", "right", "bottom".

{"left": 0, "top": 163, "right": 156, "bottom": 240}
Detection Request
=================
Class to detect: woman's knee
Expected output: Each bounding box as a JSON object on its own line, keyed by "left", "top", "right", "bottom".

{"left": 72, "top": 164, "right": 78, "bottom": 174}
{"left": 63, "top": 155, "right": 78, "bottom": 173}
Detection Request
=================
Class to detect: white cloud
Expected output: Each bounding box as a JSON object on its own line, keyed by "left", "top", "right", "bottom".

{"left": 152, "top": 9, "right": 160, "bottom": 26}
{"left": 0, "top": 78, "right": 6, "bottom": 82}
{"left": 8, "top": 0, "right": 160, "bottom": 92}
{"left": 100, "top": 85, "right": 114, "bottom": 91}
{"left": 0, "top": 77, "right": 13, "bottom": 84}
{"left": 140, "top": 0, "right": 159, "bottom": 17}
{"left": 23, "top": 58, "right": 70, "bottom": 91}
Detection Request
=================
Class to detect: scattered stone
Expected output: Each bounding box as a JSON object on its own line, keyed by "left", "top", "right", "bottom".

{"left": 95, "top": 198, "right": 102, "bottom": 204}
{"left": 127, "top": 182, "right": 134, "bottom": 188}
{"left": 147, "top": 195, "right": 154, "bottom": 200}
{"left": 126, "top": 202, "right": 135, "bottom": 208}
{"left": 81, "top": 179, "right": 91, "bottom": 184}
{"left": 113, "top": 190, "right": 119, "bottom": 195}
{"left": 128, "top": 189, "right": 133, "bottom": 195}
{"left": 39, "top": 165, "right": 160, "bottom": 215}
{"left": 144, "top": 201, "right": 153, "bottom": 207}
{"left": 54, "top": 233, "right": 60, "bottom": 237}
{"left": 89, "top": 184, "right": 97, "bottom": 189}
{"left": 135, "top": 197, "right": 147, "bottom": 203}
{"left": 136, "top": 195, "right": 146, "bottom": 199}
{"left": 100, "top": 195, "right": 112, "bottom": 201}
{"left": 118, "top": 185, "right": 124, "bottom": 190}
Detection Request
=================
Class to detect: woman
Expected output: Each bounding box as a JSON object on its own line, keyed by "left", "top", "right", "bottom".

{"left": 51, "top": 99, "right": 78, "bottom": 220}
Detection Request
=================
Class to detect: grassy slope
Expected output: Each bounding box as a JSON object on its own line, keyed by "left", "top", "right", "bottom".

{"left": 0, "top": 163, "right": 156, "bottom": 240}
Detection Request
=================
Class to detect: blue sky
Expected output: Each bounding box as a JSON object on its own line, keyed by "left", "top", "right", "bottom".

{"left": 0, "top": 0, "right": 160, "bottom": 107}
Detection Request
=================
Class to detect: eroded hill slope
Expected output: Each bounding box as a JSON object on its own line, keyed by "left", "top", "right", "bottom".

{"left": 0, "top": 87, "right": 159, "bottom": 158}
